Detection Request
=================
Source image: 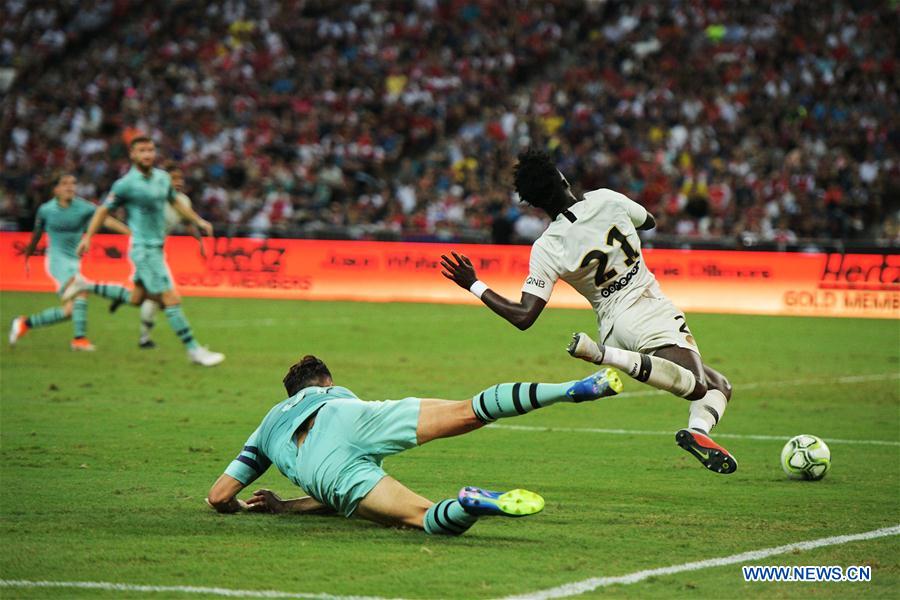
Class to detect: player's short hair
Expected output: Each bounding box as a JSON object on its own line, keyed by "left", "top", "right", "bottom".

{"left": 50, "top": 171, "right": 74, "bottom": 187}
{"left": 129, "top": 135, "right": 153, "bottom": 148}
{"left": 163, "top": 160, "right": 181, "bottom": 173}
{"left": 283, "top": 355, "right": 332, "bottom": 396}
{"left": 513, "top": 148, "right": 568, "bottom": 213}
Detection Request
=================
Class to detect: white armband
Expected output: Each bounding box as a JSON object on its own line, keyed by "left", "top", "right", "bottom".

{"left": 469, "top": 280, "right": 488, "bottom": 299}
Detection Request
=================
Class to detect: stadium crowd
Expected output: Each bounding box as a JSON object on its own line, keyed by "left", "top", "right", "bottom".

{"left": 2, "top": 0, "right": 898, "bottom": 246}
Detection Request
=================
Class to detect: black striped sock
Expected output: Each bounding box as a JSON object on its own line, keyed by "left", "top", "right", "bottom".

{"left": 423, "top": 499, "right": 477, "bottom": 536}
{"left": 471, "top": 381, "right": 575, "bottom": 422}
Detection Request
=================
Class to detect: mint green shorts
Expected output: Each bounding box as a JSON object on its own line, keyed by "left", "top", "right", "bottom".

{"left": 131, "top": 244, "right": 173, "bottom": 294}
{"left": 296, "top": 397, "right": 421, "bottom": 517}
{"left": 46, "top": 255, "right": 80, "bottom": 295}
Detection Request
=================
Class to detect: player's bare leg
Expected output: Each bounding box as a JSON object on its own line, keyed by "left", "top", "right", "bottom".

{"left": 569, "top": 333, "right": 737, "bottom": 474}
{"left": 415, "top": 371, "right": 622, "bottom": 445}
{"left": 652, "top": 347, "right": 736, "bottom": 474}
{"left": 569, "top": 332, "right": 702, "bottom": 398}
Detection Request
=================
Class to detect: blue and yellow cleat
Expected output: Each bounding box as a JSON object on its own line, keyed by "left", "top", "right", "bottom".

{"left": 458, "top": 487, "right": 545, "bottom": 517}
{"left": 566, "top": 368, "right": 624, "bottom": 402}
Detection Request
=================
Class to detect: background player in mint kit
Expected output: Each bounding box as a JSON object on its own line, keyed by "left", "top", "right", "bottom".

{"left": 206, "top": 355, "right": 623, "bottom": 535}
{"left": 441, "top": 148, "right": 737, "bottom": 475}
{"left": 9, "top": 173, "right": 129, "bottom": 351}
{"left": 73, "top": 136, "right": 224, "bottom": 367}
{"left": 133, "top": 161, "right": 207, "bottom": 349}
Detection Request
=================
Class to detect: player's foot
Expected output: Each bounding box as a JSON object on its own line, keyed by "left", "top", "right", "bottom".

{"left": 109, "top": 298, "right": 124, "bottom": 313}
{"left": 139, "top": 338, "right": 156, "bottom": 349}
{"left": 9, "top": 316, "right": 29, "bottom": 345}
{"left": 567, "top": 332, "right": 605, "bottom": 364}
{"left": 566, "top": 368, "right": 623, "bottom": 402}
{"left": 458, "top": 487, "right": 544, "bottom": 517}
{"left": 70, "top": 338, "right": 96, "bottom": 352}
{"left": 188, "top": 346, "right": 225, "bottom": 367}
{"left": 675, "top": 428, "right": 738, "bottom": 474}
{"left": 60, "top": 275, "right": 90, "bottom": 302}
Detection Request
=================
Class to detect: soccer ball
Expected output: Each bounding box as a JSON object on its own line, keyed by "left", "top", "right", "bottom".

{"left": 781, "top": 434, "right": 831, "bottom": 481}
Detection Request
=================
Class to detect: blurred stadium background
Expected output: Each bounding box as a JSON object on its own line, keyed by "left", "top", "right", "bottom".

{"left": 1, "top": 2, "right": 899, "bottom": 599}
{"left": 2, "top": 0, "right": 898, "bottom": 250}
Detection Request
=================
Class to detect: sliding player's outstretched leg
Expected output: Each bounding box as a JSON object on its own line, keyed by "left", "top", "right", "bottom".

{"left": 471, "top": 368, "right": 623, "bottom": 423}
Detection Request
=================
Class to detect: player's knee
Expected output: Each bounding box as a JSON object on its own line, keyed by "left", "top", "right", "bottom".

{"left": 61, "top": 302, "right": 73, "bottom": 317}
{"left": 717, "top": 376, "right": 733, "bottom": 401}
{"left": 686, "top": 381, "right": 707, "bottom": 401}
{"left": 162, "top": 292, "right": 181, "bottom": 307}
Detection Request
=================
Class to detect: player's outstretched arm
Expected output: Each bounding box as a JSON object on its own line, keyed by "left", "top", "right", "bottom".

{"left": 246, "top": 489, "right": 336, "bottom": 516}
{"left": 441, "top": 252, "right": 546, "bottom": 330}
{"left": 101, "top": 215, "right": 131, "bottom": 236}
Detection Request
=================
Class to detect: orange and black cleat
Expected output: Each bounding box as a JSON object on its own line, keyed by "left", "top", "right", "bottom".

{"left": 675, "top": 429, "right": 738, "bottom": 474}
{"left": 8, "top": 316, "right": 29, "bottom": 346}
{"left": 70, "top": 337, "right": 96, "bottom": 352}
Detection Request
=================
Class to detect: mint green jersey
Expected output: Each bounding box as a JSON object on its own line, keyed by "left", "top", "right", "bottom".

{"left": 35, "top": 197, "right": 96, "bottom": 259}
{"left": 103, "top": 166, "right": 175, "bottom": 246}
{"left": 225, "top": 386, "right": 360, "bottom": 486}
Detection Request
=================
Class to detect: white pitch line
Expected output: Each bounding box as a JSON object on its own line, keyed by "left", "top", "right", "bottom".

{"left": 0, "top": 580, "right": 399, "bottom": 600}
{"left": 4, "top": 526, "right": 898, "bottom": 600}
{"left": 488, "top": 423, "right": 900, "bottom": 446}
{"left": 499, "top": 524, "right": 900, "bottom": 600}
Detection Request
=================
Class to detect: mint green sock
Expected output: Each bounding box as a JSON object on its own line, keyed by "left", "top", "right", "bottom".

{"left": 472, "top": 381, "right": 575, "bottom": 422}
{"left": 72, "top": 298, "right": 88, "bottom": 338}
{"left": 91, "top": 283, "right": 131, "bottom": 303}
{"left": 423, "top": 499, "right": 478, "bottom": 536}
{"left": 163, "top": 305, "right": 198, "bottom": 350}
{"left": 27, "top": 306, "right": 68, "bottom": 328}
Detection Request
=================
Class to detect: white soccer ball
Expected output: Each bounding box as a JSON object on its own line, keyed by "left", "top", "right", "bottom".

{"left": 781, "top": 434, "right": 831, "bottom": 481}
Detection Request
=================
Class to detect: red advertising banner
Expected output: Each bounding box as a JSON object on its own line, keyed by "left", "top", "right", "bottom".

{"left": 1, "top": 233, "right": 897, "bottom": 319}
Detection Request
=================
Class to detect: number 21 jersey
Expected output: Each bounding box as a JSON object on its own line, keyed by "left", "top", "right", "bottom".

{"left": 521, "top": 188, "right": 659, "bottom": 338}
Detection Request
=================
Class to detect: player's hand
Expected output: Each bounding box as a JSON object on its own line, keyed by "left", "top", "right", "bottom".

{"left": 197, "top": 239, "right": 207, "bottom": 259}
{"left": 196, "top": 218, "right": 214, "bottom": 237}
{"left": 440, "top": 251, "right": 477, "bottom": 289}
{"left": 247, "top": 489, "right": 285, "bottom": 513}
{"left": 76, "top": 236, "right": 91, "bottom": 257}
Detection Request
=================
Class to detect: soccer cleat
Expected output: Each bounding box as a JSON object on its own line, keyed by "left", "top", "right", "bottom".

{"left": 70, "top": 338, "right": 96, "bottom": 352}
{"left": 567, "top": 332, "right": 605, "bottom": 364}
{"left": 675, "top": 428, "right": 738, "bottom": 474}
{"left": 109, "top": 298, "right": 125, "bottom": 313}
{"left": 188, "top": 346, "right": 225, "bottom": 367}
{"left": 9, "top": 316, "right": 29, "bottom": 345}
{"left": 566, "top": 368, "right": 623, "bottom": 402}
{"left": 139, "top": 339, "right": 157, "bottom": 349}
{"left": 458, "top": 487, "right": 544, "bottom": 517}
{"left": 60, "top": 275, "right": 90, "bottom": 302}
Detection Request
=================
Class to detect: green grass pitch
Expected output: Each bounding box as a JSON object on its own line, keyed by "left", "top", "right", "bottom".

{"left": 1, "top": 291, "right": 898, "bottom": 599}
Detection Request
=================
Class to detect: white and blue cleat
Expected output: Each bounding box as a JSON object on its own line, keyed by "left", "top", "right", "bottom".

{"left": 458, "top": 487, "right": 545, "bottom": 517}
{"left": 566, "top": 368, "right": 624, "bottom": 402}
